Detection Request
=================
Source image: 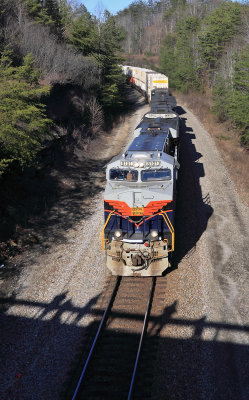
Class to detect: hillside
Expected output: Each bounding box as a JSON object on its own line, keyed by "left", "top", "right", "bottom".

{"left": 116, "top": 0, "right": 249, "bottom": 148}
{"left": 0, "top": 0, "right": 128, "bottom": 177}
{"left": 0, "top": 0, "right": 129, "bottom": 256}
{"left": 1, "top": 0, "right": 248, "bottom": 260}
{"left": 1, "top": 3, "right": 249, "bottom": 399}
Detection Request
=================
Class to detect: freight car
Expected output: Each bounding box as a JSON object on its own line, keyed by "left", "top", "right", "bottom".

{"left": 121, "top": 65, "right": 169, "bottom": 101}
{"left": 101, "top": 67, "right": 179, "bottom": 276}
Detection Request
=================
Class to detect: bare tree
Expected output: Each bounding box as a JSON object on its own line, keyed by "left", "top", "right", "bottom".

{"left": 86, "top": 96, "right": 104, "bottom": 136}
{"left": 18, "top": 17, "right": 97, "bottom": 86}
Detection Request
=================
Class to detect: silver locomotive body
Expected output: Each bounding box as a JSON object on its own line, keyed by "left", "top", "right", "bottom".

{"left": 103, "top": 115, "right": 179, "bottom": 276}
{"left": 103, "top": 67, "right": 180, "bottom": 276}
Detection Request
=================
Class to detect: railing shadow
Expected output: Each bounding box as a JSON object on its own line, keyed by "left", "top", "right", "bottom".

{"left": 1, "top": 293, "right": 249, "bottom": 400}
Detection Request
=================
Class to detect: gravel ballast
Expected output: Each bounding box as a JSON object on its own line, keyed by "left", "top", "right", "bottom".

{"left": 1, "top": 97, "right": 248, "bottom": 400}
{"left": 152, "top": 105, "right": 249, "bottom": 400}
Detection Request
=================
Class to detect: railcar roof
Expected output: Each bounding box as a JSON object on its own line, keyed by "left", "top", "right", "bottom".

{"left": 128, "top": 133, "right": 167, "bottom": 152}
{"left": 141, "top": 117, "right": 178, "bottom": 127}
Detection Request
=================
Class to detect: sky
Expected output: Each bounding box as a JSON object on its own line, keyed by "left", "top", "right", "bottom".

{"left": 79, "top": 0, "right": 134, "bottom": 15}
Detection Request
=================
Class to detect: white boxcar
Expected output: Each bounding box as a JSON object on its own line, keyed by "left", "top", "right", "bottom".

{"left": 134, "top": 68, "right": 153, "bottom": 93}
{"left": 121, "top": 66, "right": 168, "bottom": 101}
{"left": 147, "top": 73, "right": 168, "bottom": 99}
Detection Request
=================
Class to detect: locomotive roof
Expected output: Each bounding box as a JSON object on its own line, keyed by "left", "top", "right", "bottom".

{"left": 128, "top": 132, "right": 167, "bottom": 152}
{"left": 150, "top": 104, "right": 172, "bottom": 112}
{"left": 150, "top": 91, "right": 177, "bottom": 109}
{"left": 141, "top": 116, "right": 178, "bottom": 129}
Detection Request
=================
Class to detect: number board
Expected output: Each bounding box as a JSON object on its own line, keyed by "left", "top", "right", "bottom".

{"left": 132, "top": 207, "right": 144, "bottom": 216}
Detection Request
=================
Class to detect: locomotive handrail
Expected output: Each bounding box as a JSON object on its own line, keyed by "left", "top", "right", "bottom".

{"left": 104, "top": 209, "right": 173, "bottom": 228}
{"left": 159, "top": 211, "right": 175, "bottom": 252}
{"left": 101, "top": 211, "right": 115, "bottom": 250}
{"left": 103, "top": 210, "right": 174, "bottom": 251}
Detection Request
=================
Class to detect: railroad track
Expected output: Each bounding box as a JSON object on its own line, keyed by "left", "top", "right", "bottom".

{"left": 70, "top": 275, "right": 167, "bottom": 400}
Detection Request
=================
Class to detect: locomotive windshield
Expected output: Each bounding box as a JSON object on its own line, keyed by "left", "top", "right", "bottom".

{"left": 110, "top": 169, "right": 138, "bottom": 181}
{"left": 141, "top": 169, "right": 171, "bottom": 181}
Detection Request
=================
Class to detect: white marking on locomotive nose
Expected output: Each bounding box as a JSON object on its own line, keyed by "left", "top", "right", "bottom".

{"left": 134, "top": 192, "right": 142, "bottom": 204}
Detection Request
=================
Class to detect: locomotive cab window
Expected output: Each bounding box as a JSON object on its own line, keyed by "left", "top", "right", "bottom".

{"left": 110, "top": 169, "right": 138, "bottom": 181}
{"left": 141, "top": 169, "right": 171, "bottom": 181}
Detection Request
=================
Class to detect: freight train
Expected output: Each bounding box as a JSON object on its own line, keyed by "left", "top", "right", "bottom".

{"left": 121, "top": 65, "right": 169, "bottom": 101}
{"left": 101, "top": 66, "right": 180, "bottom": 276}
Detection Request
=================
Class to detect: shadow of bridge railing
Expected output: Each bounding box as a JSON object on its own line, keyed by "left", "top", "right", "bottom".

{"left": 1, "top": 293, "right": 249, "bottom": 400}
{"left": 2, "top": 295, "right": 249, "bottom": 334}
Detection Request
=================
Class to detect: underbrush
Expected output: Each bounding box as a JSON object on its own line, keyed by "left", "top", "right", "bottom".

{"left": 0, "top": 86, "right": 138, "bottom": 264}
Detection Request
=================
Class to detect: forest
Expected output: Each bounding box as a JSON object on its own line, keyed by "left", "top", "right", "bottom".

{"left": 116, "top": 0, "right": 249, "bottom": 147}
{"left": 0, "top": 0, "right": 127, "bottom": 177}
{"left": 1, "top": 0, "right": 248, "bottom": 179}
{"left": 0, "top": 0, "right": 248, "bottom": 263}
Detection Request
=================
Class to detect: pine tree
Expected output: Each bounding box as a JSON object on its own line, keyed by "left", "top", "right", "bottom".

{"left": 24, "top": 0, "right": 63, "bottom": 36}
{"left": 212, "top": 77, "right": 231, "bottom": 122}
{"left": 24, "top": 0, "right": 52, "bottom": 25}
{"left": 17, "top": 53, "right": 41, "bottom": 84}
{"left": 229, "top": 45, "right": 249, "bottom": 145}
{"left": 57, "top": 0, "right": 73, "bottom": 34}
{"left": 96, "top": 12, "right": 127, "bottom": 110}
{"left": 212, "top": 45, "right": 249, "bottom": 146}
{"left": 160, "top": 15, "right": 200, "bottom": 91}
{"left": 69, "top": 7, "right": 95, "bottom": 55}
{"left": 0, "top": 52, "right": 51, "bottom": 175}
{"left": 69, "top": 8, "right": 126, "bottom": 112}
{"left": 198, "top": 2, "right": 242, "bottom": 70}
{"left": 44, "top": 0, "right": 63, "bottom": 33}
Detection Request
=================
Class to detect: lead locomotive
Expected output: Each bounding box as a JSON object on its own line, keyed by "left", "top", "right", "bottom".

{"left": 102, "top": 67, "right": 180, "bottom": 276}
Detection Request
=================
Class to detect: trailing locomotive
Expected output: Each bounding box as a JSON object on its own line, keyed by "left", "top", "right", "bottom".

{"left": 102, "top": 67, "right": 180, "bottom": 277}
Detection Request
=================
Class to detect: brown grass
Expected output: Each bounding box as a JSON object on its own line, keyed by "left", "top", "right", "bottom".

{"left": 176, "top": 91, "right": 249, "bottom": 207}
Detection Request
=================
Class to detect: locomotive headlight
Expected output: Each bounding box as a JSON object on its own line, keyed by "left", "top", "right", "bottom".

{"left": 134, "top": 162, "right": 139, "bottom": 168}
{"left": 151, "top": 230, "right": 158, "bottom": 238}
{"left": 139, "top": 162, "right": 144, "bottom": 168}
{"left": 114, "top": 229, "right": 122, "bottom": 239}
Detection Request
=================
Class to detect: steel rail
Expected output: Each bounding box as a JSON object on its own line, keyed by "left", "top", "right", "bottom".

{"left": 72, "top": 276, "right": 121, "bottom": 400}
{"left": 127, "top": 277, "right": 156, "bottom": 400}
